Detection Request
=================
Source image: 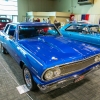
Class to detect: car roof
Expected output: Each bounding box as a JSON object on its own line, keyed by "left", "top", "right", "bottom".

{"left": 8, "top": 22, "right": 54, "bottom": 26}
{"left": 69, "top": 23, "right": 99, "bottom": 27}
{"left": 0, "top": 17, "right": 11, "bottom": 20}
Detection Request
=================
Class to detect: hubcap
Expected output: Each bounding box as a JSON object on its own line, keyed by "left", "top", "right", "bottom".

{"left": 24, "top": 68, "right": 32, "bottom": 89}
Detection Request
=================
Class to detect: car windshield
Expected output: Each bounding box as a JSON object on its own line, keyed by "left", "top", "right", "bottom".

{"left": 0, "top": 19, "right": 10, "bottom": 22}
{"left": 65, "top": 24, "right": 85, "bottom": 32}
{"left": 66, "top": 24, "right": 100, "bottom": 33}
{"left": 18, "top": 26, "right": 60, "bottom": 39}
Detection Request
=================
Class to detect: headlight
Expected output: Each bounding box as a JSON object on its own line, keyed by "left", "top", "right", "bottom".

{"left": 44, "top": 67, "right": 61, "bottom": 81}
{"left": 95, "top": 55, "right": 100, "bottom": 62}
{"left": 44, "top": 70, "right": 53, "bottom": 80}
{"left": 54, "top": 68, "right": 61, "bottom": 77}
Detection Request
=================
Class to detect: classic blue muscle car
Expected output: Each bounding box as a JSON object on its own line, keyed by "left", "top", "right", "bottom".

{"left": 0, "top": 22, "right": 100, "bottom": 93}
{"left": 60, "top": 23, "right": 100, "bottom": 46}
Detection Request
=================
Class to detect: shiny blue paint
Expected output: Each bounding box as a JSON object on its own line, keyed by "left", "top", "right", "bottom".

{"left": 0, "top": 22, "right": 100, "bottom": 86}
{"left": 33, "top": 61, "right": 100, "bottom": 85}
{"left": 60, "top": 23, "right": 100, "bottom": 46}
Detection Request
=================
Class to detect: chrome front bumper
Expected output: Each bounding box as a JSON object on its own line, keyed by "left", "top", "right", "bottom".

{"left": 38, "top": 65, "right": 100, "bottom": 93}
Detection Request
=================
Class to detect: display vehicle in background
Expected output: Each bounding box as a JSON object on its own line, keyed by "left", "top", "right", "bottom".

{"left": 0, "top": 17, "right": 12, "bottom": 30}
{"left": 60, "top": 23, "right": 100, "bottom": 46}
{"left": 0, "top": 22, "right": 100, "bottom": 93}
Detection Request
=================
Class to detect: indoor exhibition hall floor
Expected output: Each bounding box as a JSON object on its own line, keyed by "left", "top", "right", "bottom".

{"left": 0, "top": 46, "right": 100, "bottom": 100}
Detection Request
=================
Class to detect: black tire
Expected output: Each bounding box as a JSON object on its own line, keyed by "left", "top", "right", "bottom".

{"left": 1, "top": 44, "right": 8, "bottom": 54}
{"left": 23, "top": 65, "right": 38, "bottom": 91}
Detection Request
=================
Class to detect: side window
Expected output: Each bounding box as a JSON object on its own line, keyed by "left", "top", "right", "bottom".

{"left": 7, "top": 25, "right": 16, "bottom": 36}
{"left": 9, "top": 25, "right": 16, "bottom": 30}
{"left": 4, "top": 24, "right": 10, "bottom": 33}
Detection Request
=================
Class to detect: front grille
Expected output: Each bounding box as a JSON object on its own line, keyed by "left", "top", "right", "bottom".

{"left": 60, "top": 55, "right": 97, "bottom": 76}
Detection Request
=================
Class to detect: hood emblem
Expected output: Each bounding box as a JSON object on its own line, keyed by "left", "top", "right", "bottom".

{"left": 52, "top": 57, "right": 58, "bottom": 60}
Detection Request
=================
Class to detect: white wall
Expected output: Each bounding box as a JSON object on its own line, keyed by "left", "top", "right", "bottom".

{"left": 18, "top": 0, "right": 56, "bottom": 21}
{"left": 18, "top": 0, "right": 100, "bottom": 24}
{"left": 54, "top": 0, "right": 72, "bottom": 12}
{"left": 54, "top": 0, "right": 95, "bottom": 14}
{"left": 54, "top": 0, "right": 100, "bottom": 24}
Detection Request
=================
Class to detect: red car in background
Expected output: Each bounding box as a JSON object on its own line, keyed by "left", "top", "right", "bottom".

{"left": 0, "top": 17, "right": 12, "bottom": 30}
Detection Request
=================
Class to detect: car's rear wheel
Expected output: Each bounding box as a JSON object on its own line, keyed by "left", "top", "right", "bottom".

{"left": 23, "top": 65, "right": 38, "bottom": 91}
{"left": 1, "top": 44, "right": 8, "bottom": 54}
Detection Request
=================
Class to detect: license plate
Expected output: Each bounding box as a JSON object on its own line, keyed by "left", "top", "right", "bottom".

{"left": 74, "top": 75, "right": 84, "bottom": 83}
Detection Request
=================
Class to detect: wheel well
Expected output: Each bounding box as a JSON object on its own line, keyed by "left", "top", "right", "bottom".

{"left": 20, "top": 61, "right": 24, "bottom": 69}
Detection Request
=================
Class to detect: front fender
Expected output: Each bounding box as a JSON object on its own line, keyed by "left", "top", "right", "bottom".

{"left": 26, "top": 54, "right": 46, "bottom": 78}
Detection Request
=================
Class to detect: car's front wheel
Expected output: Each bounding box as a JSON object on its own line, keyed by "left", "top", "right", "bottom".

{"left": 1, "top": 44, "right": 8, "bottom": 54}
{"left": 23, "top": 65, "right": 38, "bottom": 91}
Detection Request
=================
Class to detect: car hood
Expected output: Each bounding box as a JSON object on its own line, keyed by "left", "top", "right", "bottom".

{"left": 18, "top": 36, "right": 100, "bottom": 66}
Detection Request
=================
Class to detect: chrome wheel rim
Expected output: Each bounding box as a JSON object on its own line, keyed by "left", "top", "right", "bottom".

{"left": 24, "top": 68, "right": 32, "bottom": 89}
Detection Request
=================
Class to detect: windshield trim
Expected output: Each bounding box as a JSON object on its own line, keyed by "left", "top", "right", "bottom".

{"left": 18, "top": 25, "right": 62, "bottom": 39}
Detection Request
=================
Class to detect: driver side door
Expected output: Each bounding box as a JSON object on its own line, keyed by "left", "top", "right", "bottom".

{"left": 4, "top": 25, "right": 17, "bottom": 57}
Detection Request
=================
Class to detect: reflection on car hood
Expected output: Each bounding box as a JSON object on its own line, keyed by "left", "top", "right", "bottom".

{"left": 18, "top": 36, "right": 100, "bottom": 65}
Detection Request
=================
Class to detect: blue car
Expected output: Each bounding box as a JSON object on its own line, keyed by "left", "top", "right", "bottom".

{"left": 60, "top": 23, "right": 100, "bottom": 46}
{"left": 0, "top": 22, "right": 100, "bottom": 93}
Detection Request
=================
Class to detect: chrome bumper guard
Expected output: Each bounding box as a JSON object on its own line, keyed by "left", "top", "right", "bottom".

{"left": 38, "top": 65, "right": 100, "bottom": 93}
